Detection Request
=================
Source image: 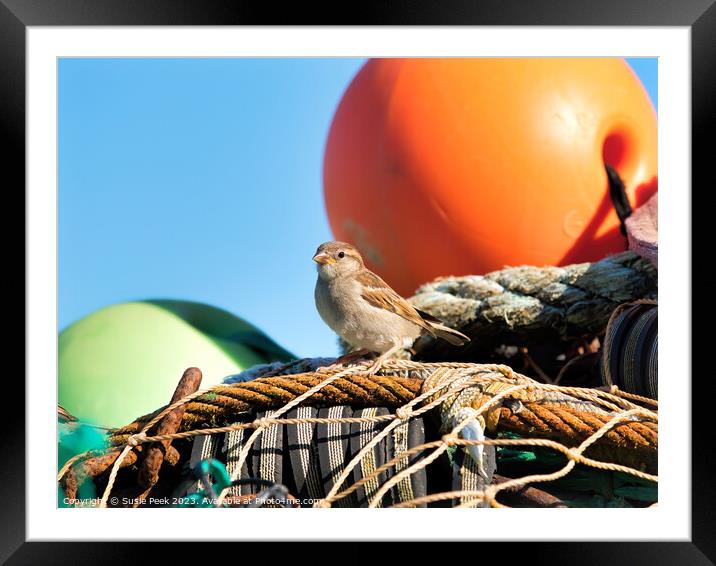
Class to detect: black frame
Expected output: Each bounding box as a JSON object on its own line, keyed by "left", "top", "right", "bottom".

{"left": 6, "top": 0, "right": 710, "bottom": 563}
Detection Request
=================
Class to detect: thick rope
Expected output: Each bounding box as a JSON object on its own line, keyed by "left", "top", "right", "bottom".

{"left": 63, "top": 360, "right": 657, "bottom": 508}
{"left": 410, "top": 251, "right": 657, "bottom": 356}
{"left": 214, "top": 364, "right": 369, "bottom": 506}
{"left": 109, "top": 373, "right": 422, "bottom": 445}
{"left": 108, "top": 362, "right": 654, "bottom": 450}
{"left": 318, "top": 366, "right": 484, "bottom": 506}
{"left": 388, "top": 412, "right": 657, "bottom": 510}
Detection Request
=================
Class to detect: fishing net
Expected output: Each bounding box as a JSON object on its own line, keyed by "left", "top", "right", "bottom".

{"left": 58, "top": 358, "right": 657, "bottom": 508}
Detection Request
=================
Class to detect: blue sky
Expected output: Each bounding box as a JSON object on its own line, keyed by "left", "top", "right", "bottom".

{"left": 59, "top": 57, "right": 657, "bottom": 358}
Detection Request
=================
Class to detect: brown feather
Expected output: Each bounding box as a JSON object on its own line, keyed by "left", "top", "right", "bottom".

{"left": 415, "top": 307, "right": 470, "bottom": 344}
{"left": 429, "top": 324, "right": 471, "bottom": 346}
{"left": 357, "top": 270, "right": 470, "bottom": 346}
{"left": 414, "top": 307, "right": 445, "bottom": 325}
{"left": 357, "top": 270, "right": 437, "bottom": 336}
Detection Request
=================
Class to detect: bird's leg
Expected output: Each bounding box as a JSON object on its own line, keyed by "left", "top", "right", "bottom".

{"left": 316, "top": 348, "right": 374, "bottom": 373}
{"left": 366, "top": 344, "right": 403, "bottom": 376}
{"left": 334, "top": 348, "right": 372, "bottom": 366}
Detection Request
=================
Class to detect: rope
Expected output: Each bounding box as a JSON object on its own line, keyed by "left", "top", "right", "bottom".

{"left": 214, "top": 364, "right": 369, "bottom": 506}
{"left": 62, "top": 359, "right": 657, "bottom": 508}
{"left": 602, "top": 385, "right": 658, "bottom": 408}
{"left": 603, "top": 298, "right": 658, "bottom": 357}
{"left": 319, "top": 366, "right": 487, "bottom": 506}
{"left": 600, "top": 299, "right": 658, "bottom": 402}
{"left": 108, "top": 373, "right": 422, "bottom": 445}
{"left": 410, "top": 251, "right": 657, "bottom": 356}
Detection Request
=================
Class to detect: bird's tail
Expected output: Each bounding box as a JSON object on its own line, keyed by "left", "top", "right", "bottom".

{"left": 429, "top": 322, "right": 471, "bottom": 346}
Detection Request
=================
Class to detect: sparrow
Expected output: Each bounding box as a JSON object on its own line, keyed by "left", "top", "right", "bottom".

{"left": 313, "top": 241, "right": 470, "bottom": 374}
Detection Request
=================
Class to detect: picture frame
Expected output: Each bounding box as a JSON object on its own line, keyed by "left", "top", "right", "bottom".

{"left": 7, "top": 0, "right": 709, "bottom": 561}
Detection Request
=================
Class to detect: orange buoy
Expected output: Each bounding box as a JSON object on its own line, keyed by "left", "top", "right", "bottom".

{"left": 323, "top": 58, "right": 657, "bottom": 296}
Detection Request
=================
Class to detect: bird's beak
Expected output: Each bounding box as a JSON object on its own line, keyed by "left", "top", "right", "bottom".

{"left": 313, "top": 252, "right": 333, "bottom": 265}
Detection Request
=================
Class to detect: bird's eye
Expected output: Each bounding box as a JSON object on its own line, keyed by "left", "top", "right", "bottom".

{"left": 338, "top": 251, "right": 345, "bottom": 259}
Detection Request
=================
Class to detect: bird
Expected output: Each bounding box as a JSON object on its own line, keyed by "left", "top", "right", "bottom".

{"left": 313, "top": 241, "right": 470, "bottom": 374}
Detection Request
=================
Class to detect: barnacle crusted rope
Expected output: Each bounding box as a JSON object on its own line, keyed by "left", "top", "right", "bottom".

{"left": 409, "top": 251, "right": 657, "bottom": 352}
{"left": 108, "top": 372, "right": 423, "bottom": 445}
{"left": 63, "top": 360, "right": 657, "bottom": 508}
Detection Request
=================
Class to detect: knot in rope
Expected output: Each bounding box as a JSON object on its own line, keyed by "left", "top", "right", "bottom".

{"left": 493, "top": 364, "right": 520, "bottom": 381}
{"left": 127, "top": 433, "right": 147, "bottom": 447}
{"left": 483, "top": 485, "right": 499, "bottom": 505}
{"left": 253, "top": 417, "right": 273, "bottom": 429}
{"left": 313, "top": 500, "right": 332, "bottom": 508}
{"left": 441, "top": 433, "right": 458, "bottom": 446}
{"left": 395, "top": 407, "right": 414, "bottom": 421}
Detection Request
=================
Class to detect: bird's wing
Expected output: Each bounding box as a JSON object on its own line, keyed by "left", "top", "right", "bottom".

{"left": 414, "top": 307, "right": 447, "bottom": 325}
{"left": 357, "top": 270, "right": 436, "bottom": 336}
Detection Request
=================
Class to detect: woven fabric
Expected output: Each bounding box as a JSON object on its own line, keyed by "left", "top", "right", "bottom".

{"left": 223, "top": 421, "right": 251, "bottom": 497}
{"left": 187, "top": 425, "right": 221, "bottom": 495}
{"left": 286, "top": 406, "right": 324, "bottom": 501}
{"left": 184, "top": 405, "right": 431, "bottom": 507}
{"left": 317, "top": 406, "right": 358, "bottom": 508}
{"left": 626, "top": 193, "right": 658, "bottom": 267}
{"left": 350, "top": 407, "right": 386, "bottom": 507}
{"left": 391, "top": 417, "right": 428, "bottom": 507}
{"left": 252, "top": 410, "right": 282, "bottom": 493}
{"left": 451, "top": 445, "right": 496, "bottom": 508}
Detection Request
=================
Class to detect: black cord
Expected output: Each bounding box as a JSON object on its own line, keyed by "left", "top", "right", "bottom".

{"left": 605, "top": 163, "right": 632, "bottom": 241}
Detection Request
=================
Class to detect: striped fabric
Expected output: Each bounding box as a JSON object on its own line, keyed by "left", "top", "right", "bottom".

{"left": 286, "top": 406, "right": 324, "bottom": 501}
{"left": 185, "top": 405, "right": 430, "bottom": 507}
{"left": 223, "top": 419, "right": 251, "bottom": 496}
{"left": 451, "top": 444, "right": 496, "bottom": 508}
{"left": 253, "top": 411, "right": 282, "bottom": 494}
{"left": 350, "top": 407, "right": 385, "bottom": 507}
{"left": 187, "top": 423, "right": 221, "bottom": 495}
{"left": 316, "top": 406, "right": 358, "bottom": 508}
